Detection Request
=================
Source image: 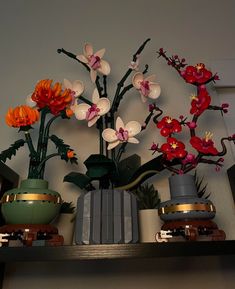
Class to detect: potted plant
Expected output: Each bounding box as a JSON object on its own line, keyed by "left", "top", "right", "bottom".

{"left": 132, "top": 183, "right": 162, "bottom": 243}
{"left": 0, "top": 79, "right": 78, "bottom": 225}
{"left": 58, "top": 39, "right": 163, "bottom": 244}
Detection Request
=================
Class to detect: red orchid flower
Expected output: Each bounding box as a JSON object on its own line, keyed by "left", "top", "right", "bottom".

{"left": 190, "top": 132, "right": 218, "bottom": 155}
{"left": 157, "top": 116, "right": 182, "bottom": 137}
{"left": 180, "top": 63, "right": 213, "bottom": 85}
{"left": 190, "top": 87, "right": 211, "bottom": 116}
{"left": 161, "top": 137, "right": 187, "bottom": 161}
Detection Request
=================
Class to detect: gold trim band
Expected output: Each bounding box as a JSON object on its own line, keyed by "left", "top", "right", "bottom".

{"left": 158, "top": 203, "right": 216, "bottom": 216}
{"left": 1, "top": 193, "right": 62, "bottom": 204}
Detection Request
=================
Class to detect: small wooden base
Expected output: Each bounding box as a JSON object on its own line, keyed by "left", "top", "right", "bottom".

{"left": 0, "top": 224, "right": 64, "bottom": 246}
{"left": 162, "top": 219, "right": 226, "bottom": 241}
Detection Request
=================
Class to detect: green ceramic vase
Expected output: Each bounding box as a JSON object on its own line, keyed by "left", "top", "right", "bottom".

{"left": 1, "top": 179, "right": 62, "bottom": 224}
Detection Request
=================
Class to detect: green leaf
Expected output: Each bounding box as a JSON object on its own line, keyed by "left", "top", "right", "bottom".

{"left": 63, "top": 172, "right": 92, "bottom": 189}
{"left": 0, "top": 139, "right": 25, "bottom": 162}
{"left": 84, "top": 154, "right": 117, "bottom": 180}
{"left": 50, "top": 134, "right": 78, "bottom": 164}
{"left": 116, "top": 154, "right": 141, "bottom": 186}
{"left": 132, "top": 183, "right": 161, "bottom": 209}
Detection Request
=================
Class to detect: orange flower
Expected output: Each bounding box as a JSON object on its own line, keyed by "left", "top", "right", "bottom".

{"left": 67, "top": 150, "right": 74, "bottom": 159}
{"left": 6, "top": 105, "right": 40, "bottom": 128}
{"left": 65, "top": 108, "right": 74, "bottom": 118}
{"left": 31, "top": 79, "right": 73, "bottom": 115}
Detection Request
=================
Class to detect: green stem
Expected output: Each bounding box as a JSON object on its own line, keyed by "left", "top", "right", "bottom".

{"left": 39, "top": 113, "right": 61, "bottom": 178}
{"left": 79, "top": 95, "right": 93, "bottom": 105}
{"left": 37, "top": 153, "right": 60, "bottom": 175}
{"left": 111, "top": 38, "right": 151, "bottom": 113}
{"left": 25, "top": 132, "right": 37, "bottom": 157}
{"left": 97, "top": 118, "right": 104, "bottom": 155}
{"left": 115, "top": 142, "right": 127, "bottom": 163}
{"left": 25, "top": 131, "right": 38, "bottom": 179}
{"left": 36, "top": 108, "right": 48, "bottom": 160}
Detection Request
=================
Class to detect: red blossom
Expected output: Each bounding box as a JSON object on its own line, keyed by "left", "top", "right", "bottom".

{"left": 190, "top": 134, "right": 218, "bottom": 155}
{"left": 32, "top": 79, "right": 73, "bottom": 115}
{"left": 180, "top": 63, "right": 213, "bottom": 85}
{"left": 161, "top": 137, "right": 187, "bottom": 161}
{"left": 157, "top": 116, "right": 182, "bottom": 137}
{"left": 190, "top": 87, "right": 211, "bottom": 116}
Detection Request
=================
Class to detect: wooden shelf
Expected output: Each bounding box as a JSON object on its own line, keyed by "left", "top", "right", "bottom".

{"left": 0, "top": 241, "right": 235, "bottom": 262}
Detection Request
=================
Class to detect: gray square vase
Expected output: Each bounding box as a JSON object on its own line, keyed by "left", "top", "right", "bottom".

{"left": 75, "top": 189, "right": 139, "bottom": 244}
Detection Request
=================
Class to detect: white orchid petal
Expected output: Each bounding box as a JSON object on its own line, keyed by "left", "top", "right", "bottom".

{"left": 88, "top": 116, "right": 99, "bottom": 127}
{"left": 108, "top": 140, "right": 120, "bottom": 150}
{"left": 92, "top": 88, "right": 100, "bottom": 104}
{"left": 149, "top": 83, "right": 161, "bottom": 99}
{"left": 76, "top": 54, "right": 88, "bottom": 63}
{"left": 73, "top": 80, "right": 85, "bottom": 96}
{"left": 63, "top": 79, "right": 72, "bottom": 90}
{"left": 132, "top": 72, "right": 143, "bottom": 89}
{"left": 95, "top": 48, "right": 105, "bottom": 58}
{"left": 26, "top": 94, "right": 36, "bottom": 107}
{"left": 97, "top": 98, "right": 110, "bottom": 115}
{"left": 98, "top": 60, "right": 111, "bottom": 75}
{"left": 84, "top": 43, "right": 93, "bottom": 57}
{"left": 116, "top": 117, "right": 125, "bottom": 130}
{"left": 102, "top": 128, "right": 118, "bottom": 142}
{"left": 125, "top": 121, "right": 141, "bottom": 137}
{"left": 141, "top": 94, "right": 147, "bottom": 102}
{"left": 90, "top": 69, "right": 97, "bottom": 83}
{"left": 146, "top": 74, "right": 156, "bottom": 82}
{"left": 128, "top": 137, "right": 139, "bottom": 144}
{"left": 74, "top": 103, "right": 90, "bottom": 120}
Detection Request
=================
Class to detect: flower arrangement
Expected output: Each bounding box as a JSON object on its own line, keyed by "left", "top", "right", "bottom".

{"left": 56, "top": 40, "right": 234, "bottom": 192}
{"left": 1, "top": 39, "right": 234, "bottom": 193}
{"left": 0, "top": 79, "right": 78, "bottom": 179}
{"left": 145, "top": 48, "right": 235, "bottom": 176}
{"left": 59, "top": 39, "right": 163, "bottom": 191}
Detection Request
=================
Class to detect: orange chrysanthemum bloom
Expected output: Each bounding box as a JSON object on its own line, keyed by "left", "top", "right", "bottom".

{"left": 6, "top": 105, "right": 40, "bottom": 128}
{"left": 31, "top": 79, "right": 73, "bottom": 115}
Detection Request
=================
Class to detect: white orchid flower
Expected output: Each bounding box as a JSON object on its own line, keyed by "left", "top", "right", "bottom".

{"left": 63, "top": 78, "right": 85, "bottom": 107}
{"left": 132, "top": 72, "right": 161, "bottom": 103}
{"left": 76, "top": 43, "right": 111, "bottom": 83}
{"left": 102, "top": 116, "right": 141, "bottom": 150}
{"left": 73, "top": 88, "right": 110, "bottom": 127}
{"left": 63, "top": 79, "right": 84, "bottom": 97}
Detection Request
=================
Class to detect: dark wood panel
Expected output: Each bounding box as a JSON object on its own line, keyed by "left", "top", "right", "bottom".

{"left": 0, "top": 241, "right": 235, "bottom": 262}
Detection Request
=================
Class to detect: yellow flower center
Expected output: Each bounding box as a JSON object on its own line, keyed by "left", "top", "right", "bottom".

{"left": 195, "top": 63, "right": 205, "bottom": 71}
{"left": 166, "top": 117, "right": 172, "bottom": 124}
{"left": 171, "top": 142, "right": 178, "bottom": 149}
{"left": 205, "top": 131, "right": 213, "bottom": 142}
{"left": 190, "top": 94, "right": 198, "bottom": 101}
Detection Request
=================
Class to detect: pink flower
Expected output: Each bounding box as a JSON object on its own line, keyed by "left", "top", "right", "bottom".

{"left": 132, "top": 72, "right": 161, "bottom": 102}
{"left": 182, "top": 153, "right": 196, "bottom": 165}
{"left": 76, "top": 44, "right": 111, "bottom": 83}
{"left": 186, "top": 121, "right": 197, "bottom": 129}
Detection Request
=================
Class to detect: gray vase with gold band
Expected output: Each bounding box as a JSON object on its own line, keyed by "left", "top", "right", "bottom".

{"left": 1, "top": 179, "right": 62, "bottom": 224}
{"left": 158, "top": 174, "right": 216, "bottom": 221}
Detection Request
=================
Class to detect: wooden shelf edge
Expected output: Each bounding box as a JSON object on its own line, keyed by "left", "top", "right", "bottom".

{"left": 0, "top": 241, "right": 235, "bottom": 262}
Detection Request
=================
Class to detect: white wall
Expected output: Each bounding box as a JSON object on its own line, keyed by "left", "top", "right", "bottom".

{"left": 1, "top": 0, "right": 235, "bottom": 288}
